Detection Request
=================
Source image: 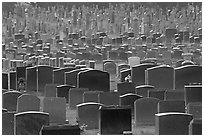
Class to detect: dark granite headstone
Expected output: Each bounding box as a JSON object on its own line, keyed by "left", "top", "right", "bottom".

{"left": 3, "top": 91, "right": 22, "bottom": 111}
{"left": 117, "top": 82, "right": 135, "bottom": 95}
{"left": 83, "top": 91, "right": 102, "bottom": 103}
{"left": 26, "top": 66, "right": 37, "bottom": 92}
{"left": 131, "top": 63, "right": 157, "bottom": 86}
{"left": 56, "top": 84, "right": 75, "bottom": 103}
{"left": 2, "top": 73, "right": 9, "bottom": 90}
{"left": 148, "top": 90, "right": 166, "bottom": 100}
{"left": 184, "top": 85, "right": 202, "bottom": 106}
{"left": 155, "top": 112, "right": 193, "bottom": 135}
{"left": 76, "top": 102, "right": 103, "bottom": 129}
{"left": 136, "top": 85, "right": 154, "bottom": 97}
{"left": 134, "top": 97, "right": 160, "bottom": 126}
{"left": 158, "top": 100, "right": 185, "bottom": 113}
{"left": 174, "top": 65, "right": 202, "bottom": 90}
{"left": 17, "top": 94, "right": 40, "bottom": 113}
{"left": 38, "top": 65, "right": 54, "bottom": 93}
{"left": 99, "top": 106, "right": 131, "bottom": 135}
{"left": 2, "top": 112, "right": 15, "bottom": 135}
{"left": 10, "top": 71, "right": 17, "bottom": 90}
{"left": 165, "top": 90, "right": 185, "bottom": 101}
{"left": 146, "top": 66, "right": 174, "bottom": 90}
{"left": 16, "top": 67, "right": 26, "bottom": 91}
{"left": 189, "top": 119, "right": 202, "bottom": 135}
{"left": 69, "top": 88, "right": 88, "bottom": 109}
{"left": 99, "top": 92, "right": 120, "bottom": 106}
{"left": 120, "top": 69, "right": 131, "bottom": 82}
{"left": 14, "top": 111, "right": 49, "bottom": 135}
{"left": 78, "top": 70, "right": 110, "bottom": 92}
{"left": 40, "top": 124, "right": 80, "bottom": 135}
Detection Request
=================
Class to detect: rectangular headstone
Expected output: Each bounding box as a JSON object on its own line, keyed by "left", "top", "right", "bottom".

{"left": 99, "top": 92, "right": 120, "bottom": 106}
{"left": 43, "top": 97, "right": 66, "bottom": 124}
{"left": 184, "top": 85, "right": 202, "bottom": 106}
{"left": 44, "top": 84, "right": 59, "bottom": 97}
{"left": 189, "top": 119, "right": 202, "bottom": 135}
{"left": 117, "top": 82, "right": 135, "bottom": 95}
{"left": 2, "top": 73, "right": 9, "bottom": 90}
{"left": 69, "top": 88, "right": 88, "bottom": 109}
{"left": 165, "top": 90, "right": 185, "bottom": 101}
{"left": 158, "top": 100, "right": 185, "bottom": 113}
{"left": 56, "top": 84, "right": 75, "bottom": 103}
{"left": 10, "top": 71, "right": 17, "bottom": 90}
{"left": 2, "top": 112, "right": 15, "bottom": 135}
{"left": 99, "top": 106, "right": 131, "bottom": 135}
{"left": 186, "top": 102, "right": 202, "bottom": 119}
{"left": 26, "top": 66, "right": 37, "bottom": 92}
{"left": 3, "top": 91, "right": 22, "bottom": 111}
{"left": 148, "top": 90, "right": 165, "bottom": 100}
{"left": 14, "top": 111, "right": 49, "bottom": 135}
{"left": 83, "top": 91, "right": 102, "bottom": 103}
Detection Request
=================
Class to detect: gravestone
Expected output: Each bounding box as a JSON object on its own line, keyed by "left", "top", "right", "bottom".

{"left": 10, "top": 71, "right": 17, "bottom": 90}
{"left": 2, "top": 112, "right": 15, "bottom": 135}
{"left": 184, "top": 85, "right": 202, "bottom": 106}
{"left": 53, "top": 67, "right": 76, "bottom": 84}
{"left": 186, "top": 102, "right": 202, "bottom": 119}
{"left": 44, "top": 84, "right": 60, "bottom": 97}
{"left": 56, "top": 84, "right": 75, "bottom": 103}
{"left": 165, "top": 91, "right": 185, "bottom": 101}
{"left": 120, "top": 69, "right": 131, "bottom": 82}
{"left": 69, "top": 88, "right": 88, "bottom": 109}
{"left": 17, "top": 94, "right": 40, "bottom": 113}
{"left": 3, "top": 91, "right": 22, "bottom": 111}
{"left": 146, "top": 66, "right": 174, "bottom": 90}
{"left": 77, "top": 102, "right": 103, "bottom": 129}
{"left": 14, "top": 111, "right": 49, "bottom": 135}
{"left": 128, "top": 56, "right": 140, "bottom": 68}
{"left": 83, "top": 91, "right": 102, "bottom": 103}
{"left": 2, "top": 73, "right": 9, "bottom": 90}
{"left": 26, "top": 66, "right": 37, "bottom": 92}
{"left": 40, "top": 124, "right": 80, "bottom": 135}
{"left": 136, "top": 85, "right": 154, "bottom": 97}
{"left": 131, "top": 63, "right": 157, "bottom": 86}
{"left": 148, "top": 90, "right": 166, "bottom": 100}
{"left": 189, "top": 119, "right": 202, "bottom": 135}
{"left": 117, "top": 64, "right": 130, "bottom": 77}
{"left": 155, "top": 112, "right": 193, "bottom": 135}
{"left": 104, "top": 62, "right": 117, "bottom": 75}
{"left": 38, "top": 65, "right": 54, "bottom": 93}
{"left": 65, "top": 69, "right": 90, "bottom": 87}
{"left": 158, "top": 100, "right": 185, "bottom": 113}
{"left": 119, "top": 93, "right": 143, "bottom": 115}
{"left": 43, "top": 97, "right": 66, "bottom": 124}
{"left": 134, "top": 97, "right": 160, "bottom": 126}
{"left": 99, "top": 106, "right": 132, "bottom": 135}
{"left": 103, "top": 60, "right": 114, "bottom": 71}
{"left": 174, "top": 65, "right": 202, "bottom": 90}
{"left": 99, "top": 92, "right": 120, "bottom": 106}
{"left": 117, "top": 82, "right": 135, "bottom": 95}
{"left": 78, "top": 70, "right": 110, "bottom": 92}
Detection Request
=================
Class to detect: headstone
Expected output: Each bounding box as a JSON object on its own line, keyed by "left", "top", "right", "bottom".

{"left": 134, "top": 97, "right": 160, "bottom": 126}
{"left": 16, "top": 67, "right": 26, "bottom": 91}
{"left": 99, "top": 92, "right": 120, "bottom": 105}
{"left": 43, "top": 97, "right": 66, "bottom": 124}
{"left": 99, "top": 106, "right": 132, "bottom": 135}
{"left": 56, "top": 84, "right": 75, "bottom": 103}
{"left": 17, "top": 94, "right": 40, "bottom": 113}
{"left": 158, "top": 100, "right": 185, "bottom": 113}
{"left": 155, "top": 112, "right": 193, "bottom": 135}
{"left": 44, "top": 84, "right": 59, "bottom": 97}
{"left": 117, "top": 82, "right": 135, "bottom": 95}
{"left": 117, "top": 64, "right": 130, "bottom": 77}
{"left": 3, "top": 91, "right": 22, "bottom": 111}
{"left": 40, "top": 124, "right": 80, "bottom": 135}
{"left": 10, "top": 71, "right": 17, "bottom": 90}
{"left": 189, "top": 119, "right": 202, "bottom": 135}
{"left": 186, "top": 102, "right": 202, "bottom": 119}
{"left": 128, "top": 56, "right": 140, "bottom": 68}
{"left": 148, "top": 90, "right": 166, "bottom": 100}
{"left": 119, "top": 93, "right": 143, "bottom": 115}
{"left": 2, "top": 73, "right": 9, "bottom": 90}
{"left": 120, "top": 69, "right": 132, "bottom": 82}
{"left": 2, "top": 112, "right": 15, "bottom": 135}
{"left": 146, "top": 65, "right": 174, "bottom": 90}
{"left": 83, "top": 91, "right": 102, "bottom": 103}
{"left": 131, "top": 63, "right": 157, "bottom": 86}
{"left": 184, "top": 85, "right": 202, "bottom": 106}
{"left": 165, "top": 91, "right": 185, "bottom": 101}
{"left": 104, "top": 62, "right": 117, "bottom": 75}
{"left": 78, "top": 70, "right": 110, "bottom": 92}
{"left": 14, "top": 111, "right": 49, "bottom": 135}
{"left": 76, "top": 102, "right": 103, "bottom": 129}
{"left": 26, "top": 66, "right": 37, "bottom": 92}
{"left": 69, "top": 88, "right": 88, "bottom": 109}
{"left": 38, "top": 65, "right": 54, "bottom": 93}
{"left": 174, "top": 65, "right": 202, "bottom": 90}
{"left": 136, "top": 85, "right": 154, "bottom": 97}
